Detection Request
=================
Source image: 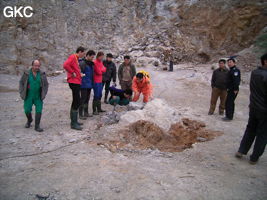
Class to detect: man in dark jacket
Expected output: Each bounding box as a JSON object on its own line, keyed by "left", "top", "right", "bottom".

{"left": 19, "top": 60, "right": 49, "bottom": 132}
{"left": 79, "top": 50, "right": 95, "bottom": 119}
{"left": 118, "top": 55, "right": 136, "bottom": 90}
{"left": 208, "top": 59, "right": 229, "bottom": 115}
{"left": 223, "top": 58, "right": 241, "bottom": 121}
{"left": 102, "top": 53, "right": 117, "bottom": 104}
{"left": 235, "top": 53, "right": 267, "bottom": 164}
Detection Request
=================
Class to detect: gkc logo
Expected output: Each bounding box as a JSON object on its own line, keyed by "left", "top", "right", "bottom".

{"left": 3, "top": 6, "right": 33, "bottom": 18}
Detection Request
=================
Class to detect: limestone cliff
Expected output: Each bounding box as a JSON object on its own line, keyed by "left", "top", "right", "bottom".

{"left": 0, "top": 0, "right": 266, "bottom": 74}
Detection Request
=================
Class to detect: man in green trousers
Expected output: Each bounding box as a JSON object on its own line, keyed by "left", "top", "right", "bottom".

{"left": 19, "top": 60, "right": 49, "bottom": 132}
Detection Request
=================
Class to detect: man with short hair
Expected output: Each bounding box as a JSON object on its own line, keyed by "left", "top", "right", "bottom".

{"left": 118, "top": 55, "right": 136, "bottom": 90}
{"left": 19, "top": 60, "right": 49, "bottom": 132}
{"left": 102, "top": 53, "right": 117, "bottom": 104}
{"left": 132, "top": 72, "right": 153, "bottom": 103}
{"left": 208, "top": 59, "right": 229, "bottom": 115}
{"left": 79, "top": 50, "right": 95, "bottom": 119}
{"left": 223, "top": 58, "right": 241, "bottom": 121}
{"left": 235, "top": 53, "right": 267, "bottom": 164}
{"left": 63, "top": 46, "right": 86, "bottom": 130}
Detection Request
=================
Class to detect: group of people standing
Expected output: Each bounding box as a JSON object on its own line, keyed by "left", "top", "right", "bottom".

{"left": 18, "top": 48, "right": 266, "bottom": 164}
{"left": 208, "top": 54, "right": 267, "bottom": 164}
{"left": 208, "top": 58, "right": 241, "bottom": 121}
{"left": 63, "top": 47, "right": 153, "bottom": 131}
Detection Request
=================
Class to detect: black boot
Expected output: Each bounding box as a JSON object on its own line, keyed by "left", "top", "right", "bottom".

{"left": 84, "top": 104, "right": 93, "bottom": 117}
{"left": 70, "top": 108, "right": 83, "bottom": 125}
{"left": 79, "top": 105, "right": 87, "bottom": 120}
{"left": 93, "top": 100, "right": 99, "bottom": 115}
{"left": 97, "top": 100, "right": 106, "bottom": 113}
{"left": 104, "top": 91, "right": 109, "bottom": 104}
{"left": 25, "top": 113, "right": 33, "bottom": 128}
{"left": 70, "top": 109, "right": 83, "bottom": 130}
{"left": 35, "top": 113, "right": 44, "bottom": 132}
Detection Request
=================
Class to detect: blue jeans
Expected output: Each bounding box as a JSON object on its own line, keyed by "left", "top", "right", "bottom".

{"left": 93, "top": 83, "right": 103, "bottom": 100}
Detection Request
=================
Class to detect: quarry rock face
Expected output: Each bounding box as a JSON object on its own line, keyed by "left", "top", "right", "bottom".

{"left": 0, "top": 0, "right": 266, "bottom": 74}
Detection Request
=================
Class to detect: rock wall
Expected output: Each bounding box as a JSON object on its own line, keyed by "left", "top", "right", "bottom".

{"left": 0, "top": 0, "right": 266, "bottom": 74}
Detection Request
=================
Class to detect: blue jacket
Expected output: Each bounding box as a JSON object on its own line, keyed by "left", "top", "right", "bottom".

{"left": 79, "top": 59, "right": 94, "bottom": 89}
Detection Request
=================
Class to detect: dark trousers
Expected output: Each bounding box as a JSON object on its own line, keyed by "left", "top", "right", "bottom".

{"left": 102, "top": 80, "right": 111, "bottom": 97}
{"left": 238, "top": 108, "right": 267, "bottom": 162}
{"left": 225, "top": 90, "right": 238, "bottom": 119}
{"left": 69, "top": 83, "right": 81, "bottom": 110}
{"left": 81, "top": 88, "right": 91, "bottom": 105}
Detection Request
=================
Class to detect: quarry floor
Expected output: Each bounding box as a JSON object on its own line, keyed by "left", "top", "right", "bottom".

{"left": 0, "top": 64, "right": 266, "bottom": 200}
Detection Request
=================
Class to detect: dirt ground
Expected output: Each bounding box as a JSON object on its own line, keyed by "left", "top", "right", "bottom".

{"left": 0, "top": 64, "right": 266, "bottom": 200}
{"left": 100, "top": 118, "right": 222, "bottom": 153}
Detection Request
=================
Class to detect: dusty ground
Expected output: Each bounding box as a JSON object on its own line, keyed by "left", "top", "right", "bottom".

{"left": 0, "top": 64, "right": 266, "bottom": 200}
{"left": 100, "top": 118, "right": 223, "bottom": 153}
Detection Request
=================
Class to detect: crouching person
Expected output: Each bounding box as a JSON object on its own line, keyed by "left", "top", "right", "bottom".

{"left": 19, "top": 60, "right": 49, "bottom": 132}
{"left": 132, "top": 72, "right": 153, "bottom": 103}
{"left": 109, "top": 87, "right": 133, "bottom": 106}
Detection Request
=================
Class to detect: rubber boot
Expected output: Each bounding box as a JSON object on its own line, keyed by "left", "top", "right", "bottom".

{"left": 35, "top": 113, "right": 44, "bottom": 132}
{"left": 77, "top": 121, "right": 83, "bottom": 126}
{"left": 93, "top": 100, "right": 99, "bottom": 115}
{"left": 70, "top": 108, "right": 83, "bottom": 125}
{"left": 97, "top": 100, "right": 106, "bottom": 113}
{"left": 79, "top": 105, "right": 87, "bottom": 120}
{"left": 104, "top": 91, "right": 109, "bottom": 104}
{"left": 70, "top": 109, "right": 83, "bottom": 130}
{"left": 25, "top": 113, "right": 33, "bottom": 128}
{"left": 84, "top": 104, "right": 93, "bottom": 117}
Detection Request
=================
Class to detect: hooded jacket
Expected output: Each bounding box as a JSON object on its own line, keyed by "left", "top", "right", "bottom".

{"left": 19, "top": 69, "right": 49, "bottom": 100}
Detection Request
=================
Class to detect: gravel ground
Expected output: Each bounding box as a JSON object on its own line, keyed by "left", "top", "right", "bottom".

{"left": 0, "top": 64, "right": 266, "bottom": 200}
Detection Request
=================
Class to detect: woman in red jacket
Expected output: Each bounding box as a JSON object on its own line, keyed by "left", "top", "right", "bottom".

{"left": 63, "top": 46, "right": 86, "bottom": 130}
{"left": 93, "top": 52, "right": 106, "bottom": 115}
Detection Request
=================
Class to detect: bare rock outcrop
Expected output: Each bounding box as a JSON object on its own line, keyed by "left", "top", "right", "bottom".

{"left": 0, "top": 0, "right": 266, "bottom": 74}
